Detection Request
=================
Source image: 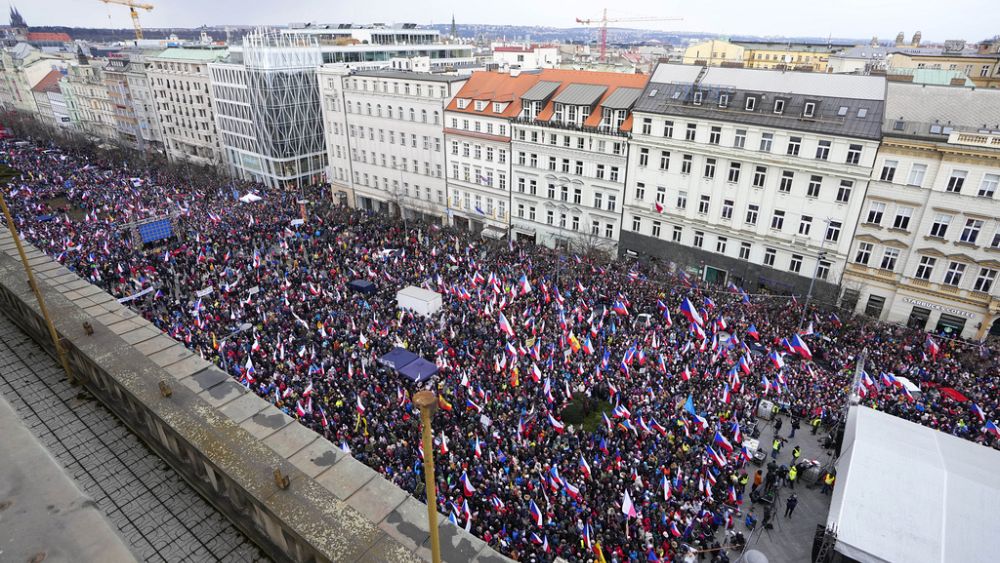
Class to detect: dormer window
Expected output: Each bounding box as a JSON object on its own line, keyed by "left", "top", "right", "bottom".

{"left": 745, "top": 96, "right": 757, "bottom": 111}
{"left": 857, "top": 108, "right": 868, "bottom": 118}
{"left": 719, "top": 94, "right": 729, "bottom": 108}
{"left": 457, "top": 98, "right": 470, "bottom": 109}
{"left": 803, "top": 102, "right": 817, "bottom": 118}
{"left": 492, "top": 102, "right": 506, "bottom": 113}
{"left": 837, "top": 106, "right": 849, "bottom": 116}
{"left": 474, "top": 100, "right": 487, "bottom": 111}
{"left": 693, "top": 91, "right": 703, "bottom": 105}
{"left": 773, "top": 99, "right": 785, "bottom": 114}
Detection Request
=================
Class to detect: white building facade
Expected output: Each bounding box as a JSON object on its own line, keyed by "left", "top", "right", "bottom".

{"left": 317, "top": 67, "right": 466, "bottom": 220}
{"left": 147, "top": 47, "right": 228, "bottom": 169}
{"left": 842, "top": 83, "right": 1000, "bottom": 339}
{"left": 621, "top": 64, "right": 885, "bottom": 298}
{"left": 508, "top": 70, "right": 648, "bottom": 254}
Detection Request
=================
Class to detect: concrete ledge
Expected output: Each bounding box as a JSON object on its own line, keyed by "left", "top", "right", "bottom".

{"left": 0, "top": 230, "right": 509, "bottom": 563}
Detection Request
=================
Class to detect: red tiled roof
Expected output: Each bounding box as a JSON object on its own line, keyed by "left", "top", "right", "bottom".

{"left": 31, "top": 70, "right": 63, "bottom": 94}
{"left": 26, "top": 32, "right": 72, "bottom": 42}
{"left": 447, "top": 71, "right": 545, "bottom": 118}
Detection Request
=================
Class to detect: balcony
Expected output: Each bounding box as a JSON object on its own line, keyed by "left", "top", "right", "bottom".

{"left": 948, "top": 131, "right": 1000, "bottom": 149}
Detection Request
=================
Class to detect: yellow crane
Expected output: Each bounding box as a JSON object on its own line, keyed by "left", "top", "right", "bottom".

{"left": 100, "top": 0, "right": 154, "bottom": 41}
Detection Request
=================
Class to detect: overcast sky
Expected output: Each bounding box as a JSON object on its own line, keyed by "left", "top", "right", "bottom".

{"left": 17, "top": 0, "right": 998, "bottom": 42}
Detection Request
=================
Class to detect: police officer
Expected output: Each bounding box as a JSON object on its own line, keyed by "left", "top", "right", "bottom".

{"left": 771, "top": 437, "right": 782, "bottom": 459}
{"left": 791, "top": 444, "right": 801, "bottom": 464}
{"left": 787, "top": 465, "right": 798, "bottom": 489}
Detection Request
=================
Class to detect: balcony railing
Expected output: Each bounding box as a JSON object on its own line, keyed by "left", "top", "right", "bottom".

{"left": 948, "top": 131, "right": 1000, "bottom": 149}
{"left": 511, "top": 116, "right": 630, "bottom": 138}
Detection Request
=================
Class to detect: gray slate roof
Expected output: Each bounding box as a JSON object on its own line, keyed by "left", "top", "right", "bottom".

{"left": 599, "top": 86, "right": 642, "bottom": 109}
{"left": 636, "top": 64, "right": 887, "bottom": 140}
{"left": 884, "top": 81, "right": 1000, "bottom": 138}
{"left": 521, "top": 81, "right": 560, "bottom": 102}
{"left": 552, "top": 83, "right": 607, "bottom": 106}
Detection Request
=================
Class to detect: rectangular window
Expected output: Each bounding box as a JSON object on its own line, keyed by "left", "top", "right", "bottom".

{"left": 709, "top": 126, "right": 721, "bottom": 145}
{"left": 974, "top": 268, "right": 997, "bottom": 293}
{"left": 914, "top": 256, "right": 936, "bottom": 280}
{"left": 639, "top": 148, "right": 649, "bottom": 167}
{"left": 779, "top": 171, "right": 794, "bottom": 193}
{"left": 880, "top": 160, "right": 898, "bottom": 182}
{"left": 787, "top": 136, "right": 801, "bottom": 156}
{"left": 641, "top": 118, "right": 652, "bottom": 135}
{"left": 607, "top": 195, "right": 616, "bottom": 212}
{"left": 659, "top": 151, "right": 670, "bottom": 170}
{"left": 752, "top": 166, "right": 767, "bottom": 188}
{"left": 610, "top": 167, "right": 620, "bottom": 182}
{"left": 867, "top": 201, "right": 886, "bottom": 224}
{"left": 893, "top": 207, "right": 912, "bottom": 230}
{"left": 836, "top": 180, "right": 853, "bottom": 203}
{"left": 878, "top": 248, "right": 898, "bottom": 270}
{"left": 815, "top": 140, "right": 831, "bottom": 160}
{"left": 716, "top": 237, "right": 728, "bottom": 254}
{"left": 728, "top": 162, "right": 741, "bottom": 183}
{"left": 591, "top": 220, "right": 600, "bottom": 235}
{"left": 739, "top": 242, "right": 751, "bottom": 260}
{"left": 771, "top": 210, "right": 785, "bottom": 231}
{"left": 943, "top": 262, "right": 966, "bottom": 286}
{"left": 546, "top": 210, "right": 554, "bottom": 225}
{"left": 573, "top": 188, "right": 582, "bottom": 205}
{"left": 855, "top": 242, "right": 873, "bottom": 265}
{"left": 865, "top": 295, "right": 885, "bottom": 318}
{"left": 789, "top": 254, "right": 803, "bottom": 273}
{"left": 907, "top": 164, "right": 927, "bottom": 186}
{"left": 721, "top": 199, "right": 734, "bottom": 220}
{"left": 685, "top": 123, "right": 697, "bottom": 141}
{"left": 960, "top": 219, "right": 983, "bottom": 244}
{"left": 807, "top": 175, "right": 822, "bottom": 198}
{"left": 698, "top": 195, "right": 711, "bottom": 214}
{"left": 704, "top": 158, "right": 716, "bottom": 179}
{"left": 745, "top": 204, "right": 759, "bottom": 225}
{"left": 980, "top": 174, "right": 999, "bottom": 197}
{"left": 651, "top": 221, "right": 661, "bottom": 238}
{"left": 734, "top": 129, "right": 746, "bottom": 149}
{"left": 774, "top": 99, "right": 785, "bottom": 114}
{"left": 826, "top": 220, "right": 842, "bottom": 242}
{"left": 547, "top": 184, "right": 556, "bottom": 199}
{"left": 575, "top": 161, "right": 583, "bottom": 175}
{"left": 681, "top": 154, "right": 692, "bottom": 174}
{"left": 655, "top": 186, "right": 666, "bottom": 204}
{"left": 846, "top": 144, "right": 863, "bottom": 165}
{"left": 763, "top": 248, "right": 776, "bottom": 267}
{"left": 946, "top": 170, "right": 967, "bottom": 193}
{"left": 759, "top": 133, "right": 773, "bottom": 152}
{"left": 672, "top": 226, "right": 682, "bottom": 242}
{"left": 803, "top": 102, "right": 816, "bottom": 117}
{"left": 605, "top": 223, "right": 614, "bottom": 238}
{"left": 677, "top": 191, "right": 687, "bottom": 210}
{"left": 663, "top": 121, "right": 674, "bottom": 138}
{"left": 745, "top": 96, "right": 757, "bottom": 111}
{"left": 595, "top": 192, "right": 605, "bottom": 208}
{"left": 596, "top": 164, "right": 605, "bottom": 179}
{"left": 693, "top": 231, "right": 704, "bottom": 248}
{"left": 799, "top": 215, "right": 812, "bottom": 236}
{"left": 929, "top": 214, "right": 951, "bottom": 238}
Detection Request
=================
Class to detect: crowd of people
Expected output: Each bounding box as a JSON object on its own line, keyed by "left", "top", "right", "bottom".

{"left": 2, "top": 136, "right": 999, "bottom": 563}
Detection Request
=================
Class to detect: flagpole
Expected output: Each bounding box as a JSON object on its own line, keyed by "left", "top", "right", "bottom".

{"left": 414, "top": 390, "right": 441, "bottom": 563}
{"left": 0, "top": 192, "right": 76, "bottom": 384}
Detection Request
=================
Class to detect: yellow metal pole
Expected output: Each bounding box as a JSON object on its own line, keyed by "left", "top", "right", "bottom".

{"left": 413, "top": 390, "right": 441, "bottom": 563}
{"left": 0, "top": 192, "right": 77, "bottom": 384}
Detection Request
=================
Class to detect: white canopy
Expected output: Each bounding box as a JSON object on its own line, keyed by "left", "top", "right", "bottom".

{"left": 829, "top": 407, "right": 1000, "bottom": 563}
{"left": 238, "top": 193, "right": 262, "bottom": 203}
{"left": 396, "top": 286, "right": 442, "bottom": 318}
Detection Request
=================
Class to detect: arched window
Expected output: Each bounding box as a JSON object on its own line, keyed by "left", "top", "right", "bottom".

{"left": 421, "top": 109, "right": 428, "bottom": 123}
{"left": 366, "top": 103, "right": 372, "bottom": 115}
{"left": 409, "top": 108, "right": 416, "bottom": 121}
{"left": 376, "top": 104, "right": 382, "bottom": 117}
{"left": 433, "top": 110, "right": 440, "bottom": 124}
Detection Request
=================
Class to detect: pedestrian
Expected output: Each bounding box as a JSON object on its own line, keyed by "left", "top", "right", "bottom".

{"left": 771, "top": 437, "right": 782, "bottom": 459}
{"left": 753, "top": 470, "right": 763, "bottom": 489}
{"left": 821, "top": 472, "right": 836, "bottom": 495}
{"left": 811, "top": 417, "right": 821, "bottom": 435}
{"left": 791, "top": 445, "right": 801, "bottom": 465}
{"left": 787, "top": 465, "right": 798, "bottom": 489}
{"left": 784, "top": 494, "right": 799, "bottom": 518}
{"left": 790, "top": 418, "right": 800, "bottom": 437}
{"left": 774, "top": 417, "right": 784, "bottom": 436}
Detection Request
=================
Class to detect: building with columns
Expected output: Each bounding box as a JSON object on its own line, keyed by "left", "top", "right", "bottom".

{"left": 841, "top": 83, "right": 1000, "bottom": 339}
{"left": 621, "top": 64, "right": 885, "bottom": 298}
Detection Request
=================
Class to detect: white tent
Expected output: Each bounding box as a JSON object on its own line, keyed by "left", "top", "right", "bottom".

{"left": 828, "top": 406, "right": 1000, "bottom": 563}
{"left": 238, "top": 193, "right": 263, "bottom": 203}
{"left": 396, "top": 286, "right": 442, "bottom": 317}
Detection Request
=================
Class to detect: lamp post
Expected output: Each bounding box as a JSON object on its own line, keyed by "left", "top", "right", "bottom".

{"left": 412, "top": 390, "right": 441, "bottom": 563}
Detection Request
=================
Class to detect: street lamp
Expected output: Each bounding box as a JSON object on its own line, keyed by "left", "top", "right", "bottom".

{"left": 799, "top": 218, "right": 832, "bottom": 329}
{"left": 412, "top": 390, "right": 441, "bottom": 563}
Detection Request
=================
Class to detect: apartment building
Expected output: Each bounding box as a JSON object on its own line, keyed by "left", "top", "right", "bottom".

{"left": 888, "top": 38, "right": 1000, "bottom": 88}
{"left": 735, "top": 40, "right": 851, "bottom": 73}
{"left": 317, "top": 66, "right": 466, "bottom": 220}
{"left": 509, "top": 69, "right": 648, "bottom": 253}
{"left": 29, "top": 69, "right": 70, "bottom": 128}
{"left": 147, "top": 47, "right": 228, "bottom": 168}
{"left": 842, "top": 83, "right": 1000, "bottom": 339}
{"left": 210, "top": 31, "right": 326, "bottom": 189}
{"left": 61, "top": 52, "right": 117, "bottom": 140}
{"left": 0, "top": 43, "right": 69, "bottom": 114}
{"left": 622, "top": 64, "right": 885, "bottom": 298}
{"left": 444, "top": 71, "right": 542, "bottom": 237}
{"left": 103, "top": 53, "right": 164, "bottom": 152}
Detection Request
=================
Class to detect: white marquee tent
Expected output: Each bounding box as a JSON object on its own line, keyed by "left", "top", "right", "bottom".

{"left": 828, "top": 406, "right": 1000, "bottom": 562}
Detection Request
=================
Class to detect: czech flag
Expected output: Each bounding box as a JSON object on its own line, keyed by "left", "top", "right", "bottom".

{"left": 582, "top": 336, "right": 595, "bottom": 355}
{"left": 714, "top": 431, "right": 734, "bottom": 453}
{"left": 529, "top": 499, "right": 544, "bottom": 526}
{"left": 986, "top": 420, "right": 1000, "bottom": 437}
{"left": 579, "top": 455, "right": 592, "bottom": 479}
{"left": 706, "top": 445, "right": 727, "bottom": 467}
{"left": 789, "top": 334, "right": 812, "bottom": 360}
{"left": 356, "top": 396, "right": 366, "bottom": 414}
{"left": 498, "top": 312, "right": 515, "bottom": 337}
{"left": 680, "top": 297, "right": 704, "bottom": 327}
{"left": 925, "top": 336, "right": 940, "bottom": 359}
{"left": 746, "top": 324, "right": 760, "bottom": 341}
{"left": 612, "top": 300, "right": 630, "bottom": 316}
{"left": 548, "top": 413, "right": 566, "bottom": 433}
{"left": 768, "top": 350, "right": 785, "bottom": 369}
{"left": 971, "top": 403, "right": 986, "bottom": 422}
{"left": 519, "top": 274, "right": 532, "bottom": 294}
{"left": 461, "top": 471, "right": 476, "bottom": 496}
{"left": 720, "top": 383, "right": 732, "bottom": 404}
{"left": 622, "top": 489, "right": 638, "bottom": 518}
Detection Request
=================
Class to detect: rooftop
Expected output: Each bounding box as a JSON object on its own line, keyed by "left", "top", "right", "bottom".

{"left": 30, "top": 69, "right": 63, "bottom": 93}
{"left": 25, "top": 31, "right": 71, "bottom": 43}
{"left": 149, "top": 47, "right": 229, "bottom": 62}
{"left": 884, "top": 81, "right": 1000, "bottom": 138}
{"left": 350, "top": 69, "right": 469, "bottom": 83}
{"left": 650, "top": 63, "right": 886, "bottom": 100}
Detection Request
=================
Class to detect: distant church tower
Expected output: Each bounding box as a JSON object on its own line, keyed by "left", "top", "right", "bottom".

{"left": 9, "top": 5, "right": 28, "bottom": 40}
{"left": 450, "top": 14, "right": 457, "bottom": 39}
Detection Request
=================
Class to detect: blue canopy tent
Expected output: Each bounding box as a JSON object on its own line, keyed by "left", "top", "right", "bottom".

{"left": 348, "top": 279, "right": 376, "bottom": 294}
{"left": 397, "top": 358, "right": 438, "bottom": 384}
{"left": 378, "top": 347, "right": 419, "bottom": 370}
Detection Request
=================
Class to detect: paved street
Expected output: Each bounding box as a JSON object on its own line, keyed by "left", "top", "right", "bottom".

{"left": 0, "top": 313, "right": 269, "bottom": 563}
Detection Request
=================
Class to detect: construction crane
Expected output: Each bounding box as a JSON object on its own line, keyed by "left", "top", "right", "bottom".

{"left": 100, "top": 0, "right": 154, "bottom": 41}
{"left": 575, "top": 9, "right": 682, "bottom": 62}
